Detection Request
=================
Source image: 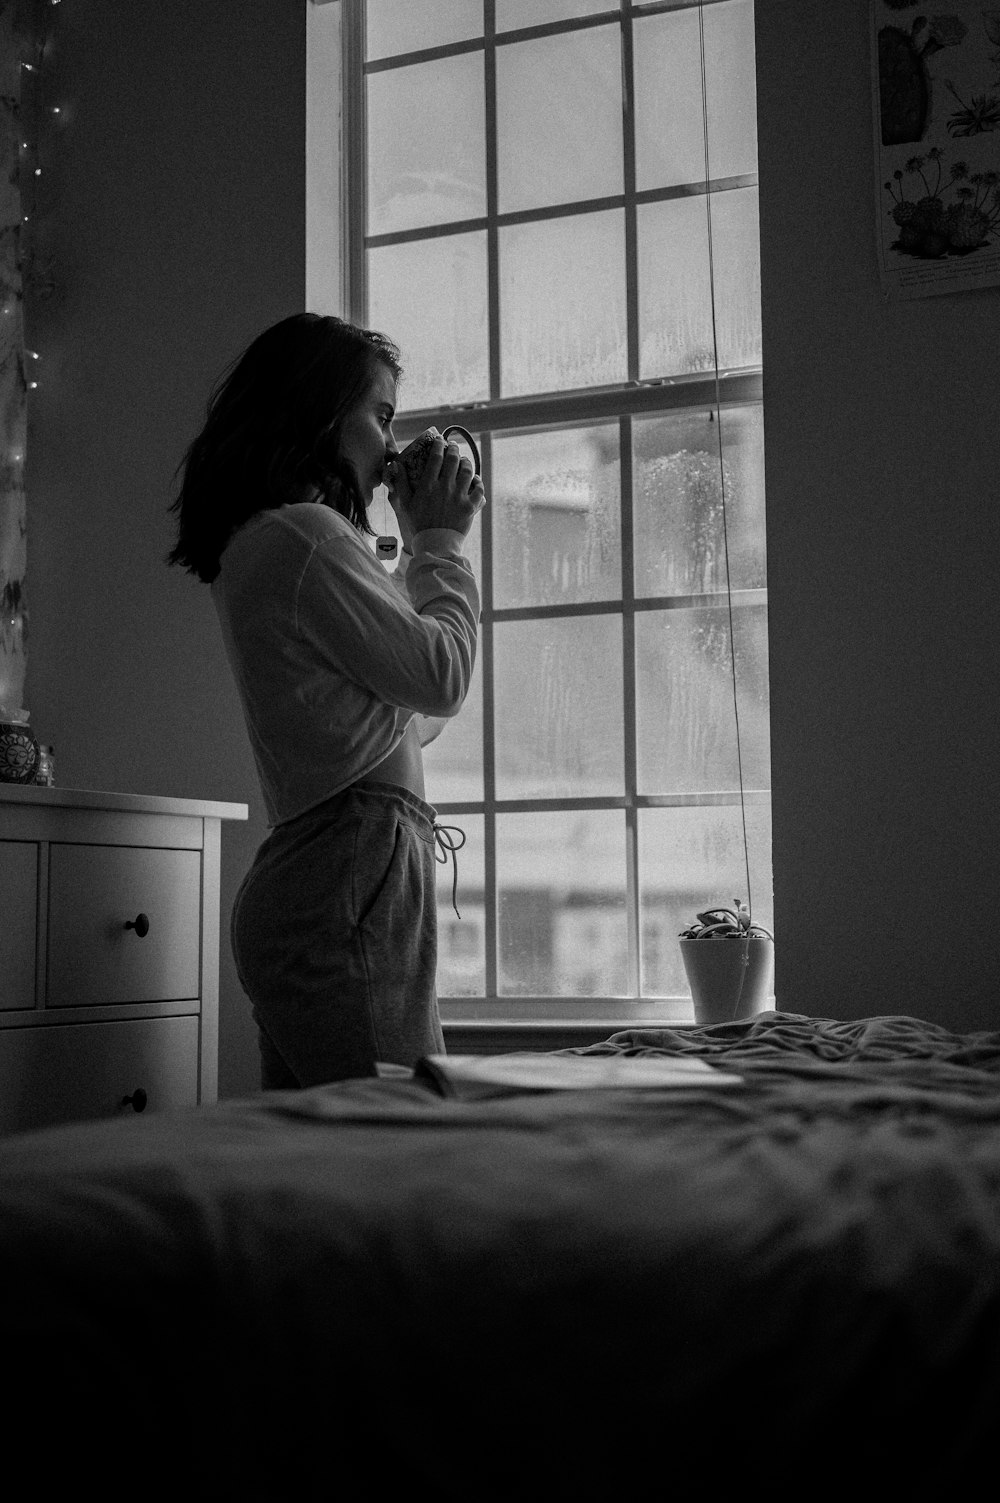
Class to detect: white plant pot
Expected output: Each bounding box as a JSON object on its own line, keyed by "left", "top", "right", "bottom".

{"left": 679, "top": 936, "right": 774, "bottom": 1025}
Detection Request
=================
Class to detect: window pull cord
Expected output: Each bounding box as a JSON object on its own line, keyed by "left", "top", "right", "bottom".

{"left": 434, "top": 823, "right": 467, "bottom": 919}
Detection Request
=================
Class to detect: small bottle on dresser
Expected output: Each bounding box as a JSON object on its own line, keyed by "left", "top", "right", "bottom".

{"left": 34, "top": 745, "right": 55, "bottom": 786}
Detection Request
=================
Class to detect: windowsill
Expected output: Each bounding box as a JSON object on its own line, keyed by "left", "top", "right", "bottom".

{"left": 441, "top": 1017, "right": 692, "bottom": 1054}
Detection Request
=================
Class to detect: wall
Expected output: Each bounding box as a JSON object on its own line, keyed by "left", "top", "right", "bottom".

{"left": 23, "top": 0, "right": 999, "bottom": 1108}
{"left": 25, "top": 0, "right": 305, "bottom": 1096}
{"left": 756, "top": 1, "right": 1000, "bottom": 1028}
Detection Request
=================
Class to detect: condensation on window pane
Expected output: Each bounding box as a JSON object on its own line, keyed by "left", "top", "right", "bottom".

{"left": 500, "top": 210, "right": 626, "bottom": 396}
{"left": 633, "top": 405, "right": 766, "bottom": 599}
{"left": 633, "top": 2, "right": 758, "bottom": 191}
{"left": 706, "top": 186, "right": 762, "bottom": 370}
{"left": 368, "top": 232, "right": 489, "bottom": 410}
{"left": 633, "top": 8, "right": 704, "bottom": 193}
{"left": 703, "top": 0, "right": 758, "bottom": 180}
{"left": 635, "top": 604, "right": 770, "bottom": 795}
{"left": 497, "top": 810, "right": 627, "bottom": 997}
{"left": 497, "top": 0, "right": 613, "bottom": 30}
{"left": 496, "top": 25, "right": 621, "bottom": 215}
{"left": 367, "top": 54, "right": 486, "bottom": 236}
{"left": 422, "top": 636, "right": 484, "bottom": 805}
{"left": 435, "top": 814, "right": 485, "bottom": 996}
{"left": 492, "top": 425, "right": 621, "bottom": 608}
{"left": 638, "top": 802, "right": 772, "bottom": 999}
{"left": 637, "top": 196, "right": 712, "bottom": 379}
{"left": 365, "top": 0, "right": 483, "bottom": 61}
{"left": 494, "top": 615, "right": 624, "bottom": 800}
{"left": 637, "top": 190, "right": 760, "bottom": 378}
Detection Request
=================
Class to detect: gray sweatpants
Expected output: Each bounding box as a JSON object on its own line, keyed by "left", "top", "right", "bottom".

{"left": 231, "top": 778, "right": 445, "bottom": 1088}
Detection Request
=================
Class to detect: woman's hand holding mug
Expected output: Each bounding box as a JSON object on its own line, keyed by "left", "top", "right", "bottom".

{"left": 386, "top": 430, "right": 485, "bottom": 547}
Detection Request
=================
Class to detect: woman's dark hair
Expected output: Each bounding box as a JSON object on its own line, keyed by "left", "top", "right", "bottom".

{"left": 166, "top": 313, "right": 402, "bottom": 583}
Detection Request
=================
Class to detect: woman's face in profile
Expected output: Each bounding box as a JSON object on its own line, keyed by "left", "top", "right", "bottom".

{"left": 338, "top": 363, "right": 399, "bottom": 503}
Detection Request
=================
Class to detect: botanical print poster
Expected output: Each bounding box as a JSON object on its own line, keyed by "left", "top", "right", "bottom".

{"left": 872, "top": 0, "right": 1000, "bottom": 298}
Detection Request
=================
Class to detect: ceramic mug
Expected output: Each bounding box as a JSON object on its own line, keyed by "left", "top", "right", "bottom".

{"left": 393, "top": 424, "right": 481, "bottom": 492}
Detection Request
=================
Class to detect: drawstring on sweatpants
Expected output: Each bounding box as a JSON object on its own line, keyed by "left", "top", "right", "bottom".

{"left": 434, "top": 823, "right": 466, "bottom": 918}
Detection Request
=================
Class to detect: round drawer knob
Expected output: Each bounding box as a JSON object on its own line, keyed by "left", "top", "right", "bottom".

{"left": 121, "top": 1088, "right": 148, "bottom": 1113}
{"left": 124, "top": 912, "right": 150, "bottom": 937}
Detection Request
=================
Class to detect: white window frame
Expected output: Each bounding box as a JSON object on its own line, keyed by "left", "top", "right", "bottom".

{"left": 307, "top": 0, "right": 769, "bottom": 1027}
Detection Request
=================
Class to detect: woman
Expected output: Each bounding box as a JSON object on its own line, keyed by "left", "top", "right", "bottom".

{"left": 167, "top": 312, "right": 483, "bottom": 1087}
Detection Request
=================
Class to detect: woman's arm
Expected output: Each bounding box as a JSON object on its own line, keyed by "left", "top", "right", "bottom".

{"left": 294, "top": 517, "right": 480, "bottom": 719}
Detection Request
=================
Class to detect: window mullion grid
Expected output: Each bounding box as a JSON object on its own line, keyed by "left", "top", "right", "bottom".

{"left": 621, "top": 0, "right": 638, "bottom": 386}
{"left": 347, "top": 2, "right": 762, "bottom": 1012}
{"left": 482, "top": 0, "right": 499, "bottom": 1002}
{"left": 342, "top": 0, "right": 367, "bottom": 323}
{"left": 479, "top": 431, "right": 499, "bottom": 1002}
{"left": 484, "top": 5, "right": 501, "bottom": 405}
{"left": 620, "top": 414, "right": 641, "bottom": 1000}
{"left": 620, "top": 0, "right": 641, "bottom": 1000}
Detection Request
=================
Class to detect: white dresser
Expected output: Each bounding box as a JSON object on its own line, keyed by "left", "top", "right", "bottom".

{"left": 0, "top": 785, "right": 247, "bottom": 1134}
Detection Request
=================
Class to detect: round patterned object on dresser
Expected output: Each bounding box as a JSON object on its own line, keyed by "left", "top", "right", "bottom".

{"left": 0, "top": 720, "right": 41, "bottom": 783}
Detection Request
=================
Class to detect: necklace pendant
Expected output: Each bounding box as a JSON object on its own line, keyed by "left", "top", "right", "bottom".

{"left": 376, "top": 535, "right": 398, "bottom": 560}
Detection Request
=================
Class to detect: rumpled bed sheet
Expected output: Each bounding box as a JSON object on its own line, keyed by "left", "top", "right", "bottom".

{"left": 1, "top": 1010, "right": 999, "bottom": 1500}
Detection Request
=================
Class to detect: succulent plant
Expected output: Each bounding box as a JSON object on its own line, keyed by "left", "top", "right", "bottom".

{"left": 679, "top": 898, "right": 773, "bottom": 941}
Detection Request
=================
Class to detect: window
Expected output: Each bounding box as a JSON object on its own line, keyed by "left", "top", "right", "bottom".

{"left": 308, "top": 0, "right": 770, "bottom": 1022}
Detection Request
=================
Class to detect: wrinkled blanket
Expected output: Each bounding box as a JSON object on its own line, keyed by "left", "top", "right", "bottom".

{"left": 2, "top": 1010, "right": 998, "bottom": 1500}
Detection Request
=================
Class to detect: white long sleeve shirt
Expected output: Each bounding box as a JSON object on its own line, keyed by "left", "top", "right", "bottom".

{"left": 211, "top": 502, "right": 479, "bottom": 826}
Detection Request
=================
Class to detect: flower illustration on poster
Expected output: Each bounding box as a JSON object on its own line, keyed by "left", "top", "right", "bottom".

{"left": 871, "top": 0, "right": 1000, "bottom": 298}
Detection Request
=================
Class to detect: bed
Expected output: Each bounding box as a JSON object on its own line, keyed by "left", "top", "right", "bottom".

{"left": 2, "top": 1009, "right": 998, "bottom": 1500}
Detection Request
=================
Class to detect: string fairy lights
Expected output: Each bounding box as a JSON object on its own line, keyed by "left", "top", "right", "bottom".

{"left": 16, "top": 0, "right": 62, "bottom": 310}
{"left": 0, "top": 0, "right": 63, "bottom": 711}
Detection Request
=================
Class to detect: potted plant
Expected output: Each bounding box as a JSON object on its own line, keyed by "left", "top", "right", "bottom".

{"left": 679, "top": 898, "right": 774, "bottom": 1025}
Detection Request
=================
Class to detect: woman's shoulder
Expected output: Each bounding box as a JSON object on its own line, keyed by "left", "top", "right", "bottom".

{"left": 227, "top": 501, "right": 353, "bottom": 557}
{"left": 265, "top": 501, "right": 353, "bottom": 543}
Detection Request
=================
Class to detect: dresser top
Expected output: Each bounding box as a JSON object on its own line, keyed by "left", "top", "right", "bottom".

{"left": 0, "top": 784, "right": 249, "bottom": 820}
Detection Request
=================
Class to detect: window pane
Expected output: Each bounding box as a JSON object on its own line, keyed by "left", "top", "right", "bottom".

{"left": 633, "top": 1, "right": 759, "bottom": 191}
{"left": 366, "top": 0, "right": 482, "bottom": 60}
{"left": 633, "top": 404, "right": 766, "bottom": 599}
{"left": 703, "top": 0, "right": 759, "bottom": 180}
{"left": 637, "top": 196, "right": 712, "bottom": 379}
{"left": 635, "top": 604, "right": 770, "bottom": 795}
{"left": 638, "top": 803, "right": 772, "bottom": 998}
{"left": 634, "top": 7, "right": 705, "bottom": 192}
{"left": 707, "top": 186, "right": 762, "bottom": 369}
{"left": 497, "top": 0, "right": 613, "bottom": 29}
{"left": 368, "top": 231, "right": 489, "bottom": 409}
{"left": 496, "top": 25, "right": 622, "bottom": 214}
{"left": 494, "top": 615, "right": 624, "bottom": 799}
{"left": 493, "top": 424, "right": 621, "bottom": 608}
{"left": 367, "top": 55, "right": 486, "bottom": 235}
{"left": 436, "top": 815, "right": 485, "bottom": 996}
{"left": 500, "top": 210, "right": 626, "bottom": 395}
{"left": 497, "top": 811, "right": 628, "bottom": 996}
{"left": 637, "top": 189, "right": 761, "bottom": 377}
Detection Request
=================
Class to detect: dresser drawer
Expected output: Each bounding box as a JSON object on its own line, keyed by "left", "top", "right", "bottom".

{"left": 47, "top": 845, "right": 201, "bottom": 1007}
{"left": 0, "top": 841, "right": 38, "bottom": 1010}
{"left": 0, "top": 1014, "right": 200, "bottom": 1134}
